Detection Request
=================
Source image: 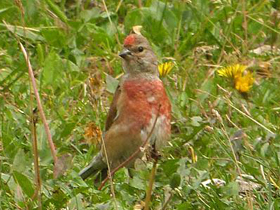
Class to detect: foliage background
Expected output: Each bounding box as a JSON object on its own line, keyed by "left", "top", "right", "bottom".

{"left": 0, "top": 0, "right": 280, "bottom": 209}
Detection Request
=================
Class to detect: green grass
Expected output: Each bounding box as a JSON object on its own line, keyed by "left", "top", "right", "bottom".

{"left": 1, "top": 0, "right": 280, "bottom": 209}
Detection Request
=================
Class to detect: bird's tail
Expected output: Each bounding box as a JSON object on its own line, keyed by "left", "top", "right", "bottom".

{"left": 79, "top": 153, "right": 107, "bottom": 180}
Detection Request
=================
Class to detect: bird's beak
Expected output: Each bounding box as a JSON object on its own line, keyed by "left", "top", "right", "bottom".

{"left": 119, "top": 49, "right": 131, "bottom": 58}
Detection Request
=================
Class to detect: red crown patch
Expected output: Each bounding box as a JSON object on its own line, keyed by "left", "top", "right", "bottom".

{"left": 124, "top": 35, "right": 135, "bottom": 46}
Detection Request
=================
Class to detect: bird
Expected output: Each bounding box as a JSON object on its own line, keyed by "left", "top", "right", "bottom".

{"left": 79, "top": 33, "right": 171, "bottom": 180}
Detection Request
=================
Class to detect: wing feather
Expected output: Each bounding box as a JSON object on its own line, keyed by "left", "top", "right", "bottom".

{"left": 105, "top": 85, "right": 121, "bottom": 131}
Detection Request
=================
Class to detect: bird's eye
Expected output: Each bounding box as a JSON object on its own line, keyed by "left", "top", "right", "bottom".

{"left": 138, "top": 46, "right": 144, "bottom": 52}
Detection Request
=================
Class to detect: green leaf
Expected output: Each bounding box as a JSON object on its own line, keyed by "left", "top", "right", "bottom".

{"left": 4, "top": 23, "right": 44, "bottom": 41}
{"left": 68, "top": 193, "right": 83, "bottom": 209}
{"left": 80, "top": 8, "right": 101, "bottom": 22}
{"left": 197, "top": 80, "right": 213, "bottom": 102}
{"left": 36, "top": 44, "right": 44, "bottom": 66}
{"left": 130, "top": 176, "right": 145, "bottom": 190}
{"left": 42, "top": 51, "right": 64, "bottom": 86}
{"left": 170, "top": 173, "right": 181, "bottom": 189}
{"left": 45, "top": 0, "right": 68, "bottom": 23}
{"left": 261, "top": 142, "right": 269, "bottom": 157}
{"left": 41, "top": 28, "right": 67, "bottom": 47}
{"left": 60, "top": 122, "right": 76, "bottom": 138}
{"left": 191, "top": 116, "right": 202, "bottom": 127}
{"left": 106, "top": 74, "right": 119, "bottom": 94}
{"left": 12, "top": 149, "right": 27, "bottom": 173}
{"left": 162, "top": 159, "right": 179, "bottom": 177}
{"left": 86, "top": 24, "right": 115, "bottom": 46}
{"left": 13, "top": 171, "right": 34, "bottom": 198}
{"left": 222, "top": 182, "right": 239, "bottom": 197}
{"left": 193, "top": 170, "right": 208, "bottom": 189}
{"left": 0, "top": 7, "right": 11, "bottom": 14}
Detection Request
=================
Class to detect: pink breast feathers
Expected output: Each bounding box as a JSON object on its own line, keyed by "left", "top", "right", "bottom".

{"left": 122, "top": 79, "right": 171, "bottom": 126}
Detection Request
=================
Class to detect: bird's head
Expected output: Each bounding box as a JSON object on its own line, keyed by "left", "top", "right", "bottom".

{"left": 119, "top": 34, "right": 158, "bottom": 76}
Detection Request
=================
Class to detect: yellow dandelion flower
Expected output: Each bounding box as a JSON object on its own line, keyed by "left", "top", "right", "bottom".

{"left": 158, "top": 62, "right": 174, "bottom": 77}
{"left": 217, "top": 64, "right": 255, "bottom": 93}
{"left": 217, "top": 64, "right": 247, "bottom": 78}
{"left": 234, "top": 72, "right": 254, "bottom": 93}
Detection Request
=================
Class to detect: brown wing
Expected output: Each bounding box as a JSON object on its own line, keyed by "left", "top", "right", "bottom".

{"left": 105, "top": 85, "right": 121, "bottom": 131}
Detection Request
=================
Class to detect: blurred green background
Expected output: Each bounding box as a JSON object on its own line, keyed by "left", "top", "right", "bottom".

{"left": 0, "top": 0, "right": 280, "bottom": 209}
